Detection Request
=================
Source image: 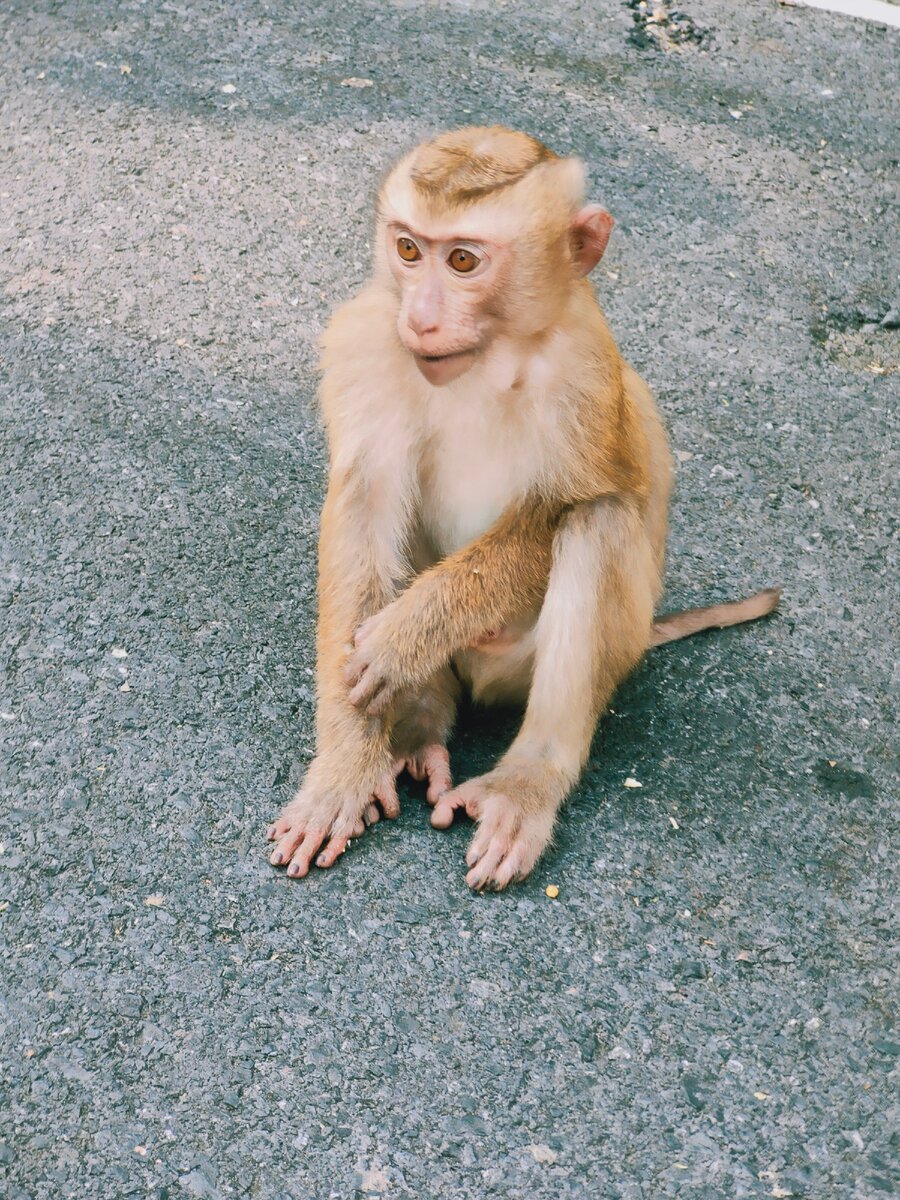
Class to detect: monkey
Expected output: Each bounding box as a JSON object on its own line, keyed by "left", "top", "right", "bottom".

{"left": 266, "top": 126, "right": 780, "bottom": 891}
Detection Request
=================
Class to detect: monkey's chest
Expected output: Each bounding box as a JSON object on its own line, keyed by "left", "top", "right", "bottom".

{"left": 418, "top": 417, "right": 538, "bottom": 558}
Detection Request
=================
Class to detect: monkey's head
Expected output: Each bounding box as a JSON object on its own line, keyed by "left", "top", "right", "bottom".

{"left": 375, "top": 126, "right": 613, "bottom": 387}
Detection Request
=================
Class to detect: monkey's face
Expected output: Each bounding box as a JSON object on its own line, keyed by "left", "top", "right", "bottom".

{"left": 387, "top": 224, "right": 510, "bottom": 386}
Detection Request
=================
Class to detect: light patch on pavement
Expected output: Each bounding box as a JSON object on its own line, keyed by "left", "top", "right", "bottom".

{"left": 782, "top": 0, "right": 900, "bottom": 28}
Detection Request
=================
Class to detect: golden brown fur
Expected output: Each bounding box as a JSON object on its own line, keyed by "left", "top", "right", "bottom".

{"left": 410, "top": 126, "right": 557, "bottom": 205}
{"left": 266, "top": 126, "right": 780, "bottom": 889}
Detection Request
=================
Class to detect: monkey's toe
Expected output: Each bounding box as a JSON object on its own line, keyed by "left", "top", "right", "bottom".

{"left": 269, "top": 828, "right": 303, "bottom": 866}
{"left": 433, "top": 777, "right": 486, "bottom": 828}
{"left": 463, "top": 789, "right": 555, "bottom": 891}
{"left": 430, "top": 777, "right": 475, "bottom": 830}
{"left": 464, "top": 831, "right": 541, "bottom": 891}
{"left": 420, "top": 744, "right": 452, "bottom": 805}
{"left": 372, "top": 775, "right": 401, "bottom": 819}
{"left": 430, "top": 796, "right": 463, "bottom": 829}
{"left": 393, "top": 743, "right": 453, "bottom": 816}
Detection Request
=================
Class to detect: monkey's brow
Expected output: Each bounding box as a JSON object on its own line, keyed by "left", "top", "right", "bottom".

{"left": 388, "top": 221, "right": 497, "bottom": 249}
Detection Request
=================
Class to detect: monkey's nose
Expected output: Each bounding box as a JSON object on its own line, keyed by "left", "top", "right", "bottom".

{"left": 407, "top": 312, "right": 440, "bottom": 338}
{"left": 406, "top": 285, "right": 442, "bottom": 337}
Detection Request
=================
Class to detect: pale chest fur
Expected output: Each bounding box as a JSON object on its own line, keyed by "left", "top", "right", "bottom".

{"left": 417, "top": 384, "right": 555, "bottom": 558}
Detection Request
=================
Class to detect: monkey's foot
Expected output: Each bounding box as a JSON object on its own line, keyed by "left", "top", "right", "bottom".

{"left": 433, "top": 769, "right": 558, "bottom": 891}
{"left": 266, "top": 770, "right": 399, "bottom": 879}
{"left": 393, "top": 743, "right": 452, "bottom": 808}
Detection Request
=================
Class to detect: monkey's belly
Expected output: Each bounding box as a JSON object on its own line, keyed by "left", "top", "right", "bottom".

{"left": 454, "top": 625, "right": 537, "bottom": 707}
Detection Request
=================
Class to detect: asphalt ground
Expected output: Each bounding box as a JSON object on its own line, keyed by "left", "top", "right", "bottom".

{"left": 0, "top": 2, "right": 897, "bottom": 1197}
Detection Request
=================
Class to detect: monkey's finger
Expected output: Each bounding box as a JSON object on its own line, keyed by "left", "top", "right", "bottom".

{"left": 364, "top": 682, "right": 394, "bottom": 718}
{"left": 406, "top": 756, "right": 426, "bottom": 782}
{"left": 315, "top": 834, "right": 351, "bottom": 869}
{"left": 363, "top": 803, "right": 381, "bottom": 826}
{"left": 270, "top": 826, "right": 306, "bottom": 866}
{"left": 342, "top": 657, "right": 366, "bottom": 689}
{"left": 347, "top": 669, "right": 377, "bottom": 708}
{"left": 285, "top": 830, "right": 328, "bottom": 878}
{"left": 435, "top": 779, "right": 486, "bottom": 828}
{"left": 267, "top": 811, "right": 301, "bottom": 841}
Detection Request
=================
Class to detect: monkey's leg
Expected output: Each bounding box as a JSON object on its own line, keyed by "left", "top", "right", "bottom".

{"left": 434, "top": 499, "right": 656, "bottom": 890}
{"left": 267, "top": 474, "right": 411, "bottom": 878}
{"left": 383, "top": 666, "right": 459, "bottom": 815}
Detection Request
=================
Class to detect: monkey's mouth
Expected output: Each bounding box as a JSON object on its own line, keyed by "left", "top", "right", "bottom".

{"left": 418, "top": 350, "right": 473, "bottom": 363}
{"left": 412, "top": 347, "right": 478, "bottom": 386}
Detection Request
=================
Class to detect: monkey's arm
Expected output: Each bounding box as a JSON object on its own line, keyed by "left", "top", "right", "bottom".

{"left": 436, "top": 497, "right": 655, "bottom": 889}
{"left": 267, "top": 467, "right": 412, "bottom": 875}
{"left": 313, "top": 479, "right": 398, "bottom": 754}
{"left": 344, "top": 495, "right": 566, "bottom": 716}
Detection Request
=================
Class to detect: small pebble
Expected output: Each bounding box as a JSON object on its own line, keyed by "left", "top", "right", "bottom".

{"left": 545, "top": 884, "right": 559, "bottom": 899}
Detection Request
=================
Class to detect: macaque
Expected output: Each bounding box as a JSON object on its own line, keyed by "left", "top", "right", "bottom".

{"left": 266, "top": 126, "right": 780, "bottom": 890}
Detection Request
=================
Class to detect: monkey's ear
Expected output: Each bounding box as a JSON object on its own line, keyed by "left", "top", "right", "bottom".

{"left": 570, "top": 206, "right": 614, "bottom": 276}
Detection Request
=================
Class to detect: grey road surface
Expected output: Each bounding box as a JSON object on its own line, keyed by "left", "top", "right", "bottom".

{"left": 1, "top": 1, "right": 897, "bottom": 1197}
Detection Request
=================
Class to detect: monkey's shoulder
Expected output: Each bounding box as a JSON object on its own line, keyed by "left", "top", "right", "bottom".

{"left": 320, "top": 285, "right": 401, "bottom": 372}
{"left": 318, "top": 285, "right": 418, "bottom": 451}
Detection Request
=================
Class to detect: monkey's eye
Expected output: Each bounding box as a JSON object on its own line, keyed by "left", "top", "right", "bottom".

{"left": 448, "top": 248, "right": 480, "bottom": 274}
{"left": 397, "top": 237, "right": 421, "bottom": 263}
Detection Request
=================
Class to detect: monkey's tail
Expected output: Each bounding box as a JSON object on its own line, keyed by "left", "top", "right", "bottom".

{"left": 649, "top": 587, "right": 782, "bottom": 648}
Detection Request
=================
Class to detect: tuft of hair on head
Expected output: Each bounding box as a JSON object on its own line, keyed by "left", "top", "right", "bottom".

{"left": 409, "top": 125, "right": 559, "bottom": 206}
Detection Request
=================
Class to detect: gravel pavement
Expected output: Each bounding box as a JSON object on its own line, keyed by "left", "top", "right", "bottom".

{"left": 1, "top": 2, "right": 897, "bottom": 1197}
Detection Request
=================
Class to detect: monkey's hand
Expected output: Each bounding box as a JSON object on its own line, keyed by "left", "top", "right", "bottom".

{"left": 431, "top": 762, "right": 568, "bottom": 891}
{"left": 266, "top": 751, "right": 399, "bottom": 878}
{"left": 344, "top": 602, "right": 423, "bottom": 717}
{"left": 345, "top": 497, "right": 563, "bottom": 715}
